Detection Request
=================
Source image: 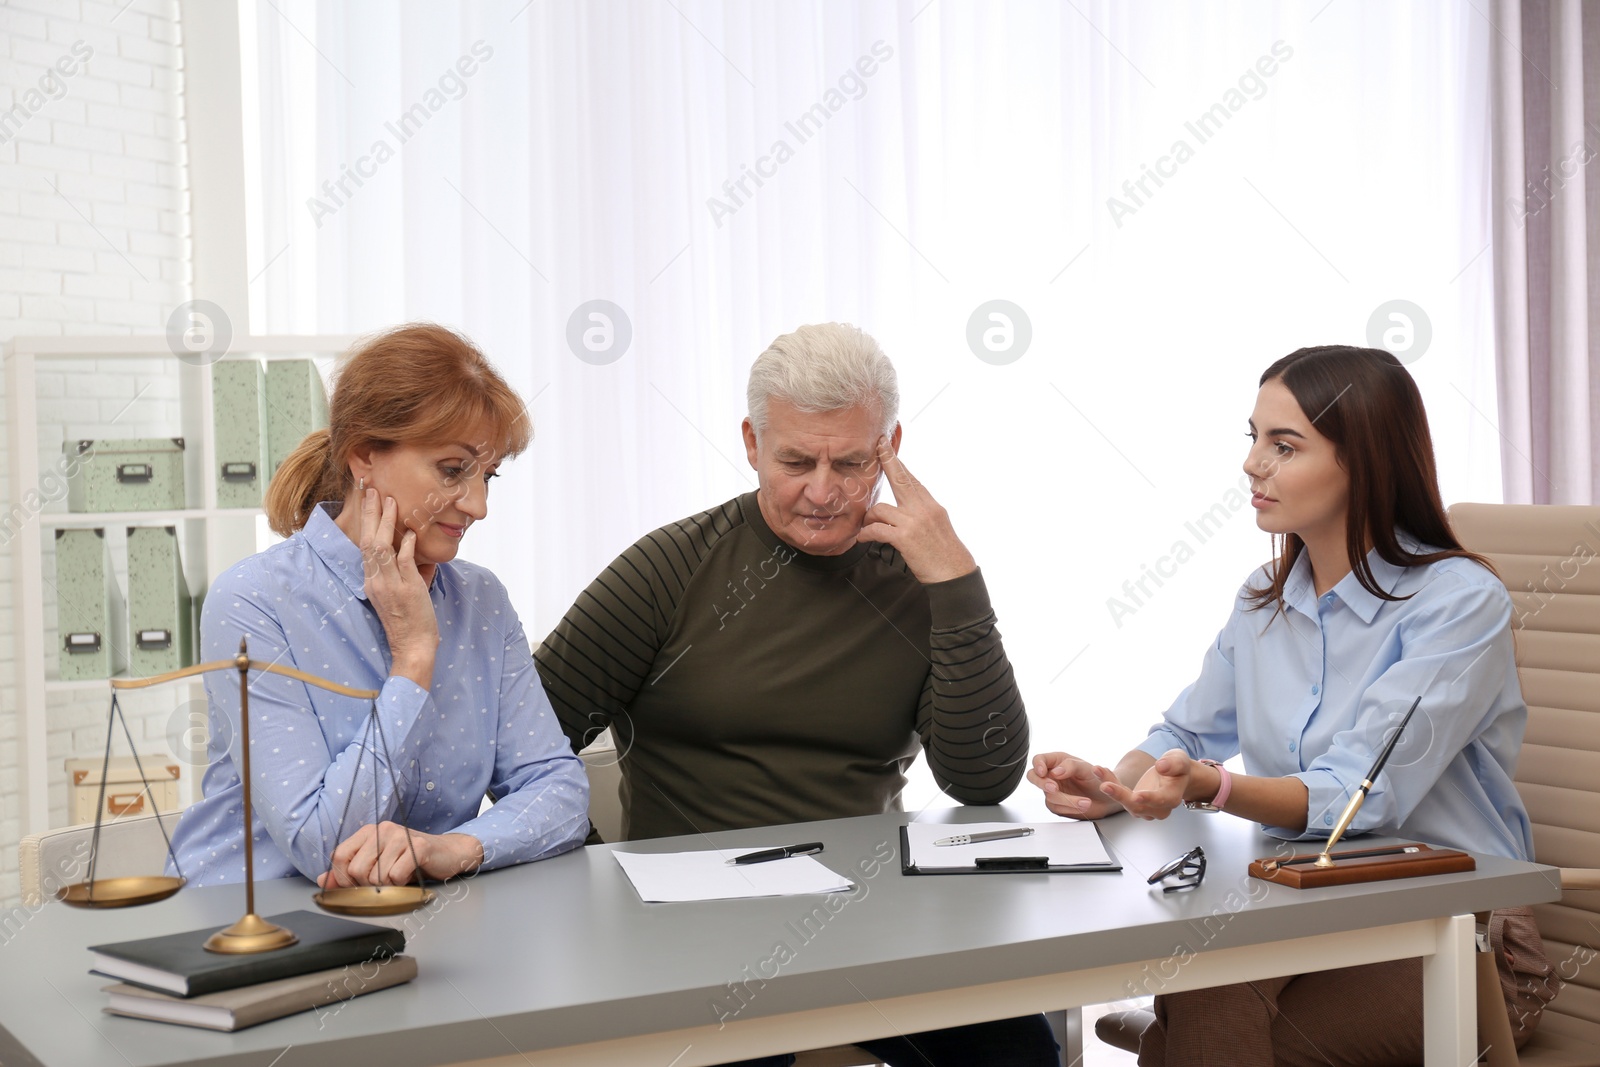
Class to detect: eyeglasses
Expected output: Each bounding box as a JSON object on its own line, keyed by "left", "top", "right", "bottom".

{"left": 1147, "top": 846, "right": 1206, "bottom": 893}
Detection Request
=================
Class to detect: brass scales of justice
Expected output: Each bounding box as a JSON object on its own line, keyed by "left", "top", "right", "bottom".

{"left": 57, "top": 638, "right": 436, "bottom": 953}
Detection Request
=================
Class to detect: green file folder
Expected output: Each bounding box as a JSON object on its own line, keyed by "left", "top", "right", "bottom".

{"left": 266, "top": 359, "right": 330, "bottom": 480}
{"left": 126, "top": 525, "right": 193, "bottom": 676}
{"left": 212, "top": 359, "right": 268, "bottom": 509}
{"left": 55, "top": 527, "right": 127, "bottom": 681}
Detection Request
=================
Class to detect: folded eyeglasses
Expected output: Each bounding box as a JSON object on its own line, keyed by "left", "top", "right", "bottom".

{"left": 1147, "top": 845, "right": 1206, "bottom": 892}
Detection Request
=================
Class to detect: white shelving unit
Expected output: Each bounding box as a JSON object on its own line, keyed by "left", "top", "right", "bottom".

{"left": 5, "top": 335, "right": 356, "bottom": 836}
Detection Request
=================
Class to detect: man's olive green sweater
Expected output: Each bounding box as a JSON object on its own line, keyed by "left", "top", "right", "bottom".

{"left": 534, "top": 492, "right": 1029, "bottom": 840}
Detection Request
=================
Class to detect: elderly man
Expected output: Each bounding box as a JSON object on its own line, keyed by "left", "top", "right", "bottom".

{"left": 535, "top": 323, "right": 1053, "bottom": 1066}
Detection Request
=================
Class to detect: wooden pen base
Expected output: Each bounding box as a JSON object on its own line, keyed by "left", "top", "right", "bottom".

{"left": 1248, "top": 844, "right": 1475, "bottom": 888}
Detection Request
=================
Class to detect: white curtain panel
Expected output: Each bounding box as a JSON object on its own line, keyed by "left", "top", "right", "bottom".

{"left": 1490, "top": 0, "right": 1598, "bottom": 505}
{"left": 243, "top": 1, "right": 1499, "bottom": 768}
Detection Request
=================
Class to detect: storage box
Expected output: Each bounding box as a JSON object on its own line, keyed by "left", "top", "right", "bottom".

{"left": 212, "top": 359, "right": 268, "bottom": 509}
{"left": 65, "top": 438, "right": 186, "bottom": 512}
{"left": 65, "top": 756, "right": 181, "bottom": 825}
{"left": 266, "top": 359, "right": 330, "bottom": 479}
{"left": 126, "top": 525, "right": 193, "bottom": 676}
{"left": 54, "top": 527, "right": 127, "bottom": 680}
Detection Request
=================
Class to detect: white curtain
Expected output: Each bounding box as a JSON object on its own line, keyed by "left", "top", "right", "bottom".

{"left": 243, "top": 0, "right": 1500, "bottom": 778}
{"left": 1490, "top": 0, "right": 1598, "bottom": 505}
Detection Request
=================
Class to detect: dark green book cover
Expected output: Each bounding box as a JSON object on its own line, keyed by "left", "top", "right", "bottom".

{"left": 90, "top": 910, "right": 405, "bottom": 997}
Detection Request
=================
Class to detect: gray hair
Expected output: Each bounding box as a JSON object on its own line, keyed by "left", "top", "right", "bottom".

{"left": 746, "top": 323, "right": 899, "bottom": 439}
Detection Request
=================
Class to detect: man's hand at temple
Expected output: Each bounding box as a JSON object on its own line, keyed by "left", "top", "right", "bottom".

{"left": 856, "top": 437, "right": 978, "bottom": 584}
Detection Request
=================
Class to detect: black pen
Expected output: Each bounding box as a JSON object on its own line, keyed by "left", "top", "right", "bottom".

{"left": 727, "top": 842, "right": 825, "bottom": 866}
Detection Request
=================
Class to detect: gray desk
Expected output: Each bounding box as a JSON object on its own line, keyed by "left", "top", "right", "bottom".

{"left": 0, "top": 799, "right": 1561, "bottom": 1067}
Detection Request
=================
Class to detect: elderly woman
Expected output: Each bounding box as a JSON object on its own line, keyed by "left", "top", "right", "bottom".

{"left": 170, "top": 323, "right": 587, "bottom": 888}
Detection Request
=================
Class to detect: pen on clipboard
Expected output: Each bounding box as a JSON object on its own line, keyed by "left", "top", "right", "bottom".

{"left": 726, "top": 842, "right": 825, "bottom": 866}
{"left": 933, "top": 828, "right": 1035, "bottom": 847}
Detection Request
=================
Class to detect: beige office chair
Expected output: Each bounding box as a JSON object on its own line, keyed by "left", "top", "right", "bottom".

{"left": 577, "top": 732, "right": 626, "bottom": 842}
{"left": 1449, "top": 503, "right": 1600, "bottom": 1066}
{"left": 1097, "top": 504, "right": 1600, "bottom": 1064}
{"left": 18, "top": 809, "right": 177, "bottom": 908}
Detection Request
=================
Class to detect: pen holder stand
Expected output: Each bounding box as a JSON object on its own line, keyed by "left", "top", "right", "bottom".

{"left": 1248, "top": 844, "right": 1474, "bottom": 889}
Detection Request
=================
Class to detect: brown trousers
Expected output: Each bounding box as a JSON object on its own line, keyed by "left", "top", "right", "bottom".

{"left": 1136, "top": 907, "right": 1558, "bottom": 1066}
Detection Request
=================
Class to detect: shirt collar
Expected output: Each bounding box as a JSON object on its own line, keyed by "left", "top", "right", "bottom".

{"left": 1328, "top": 561, "right": 1386, "bottom": 623}
{"left": 1281, "top": 550, "right": 1320, "bottom": 618}
{"left": 305, "top": 503, "right": 369, "bottom": 601}
{"left": 1283, "top": 533, "right": 1420, "bottom": 624}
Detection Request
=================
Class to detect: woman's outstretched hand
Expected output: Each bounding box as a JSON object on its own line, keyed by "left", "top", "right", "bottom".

{"left": 1027, "top": 751, "right": 1126, "bottom": 819}
{"left": 1099, "top": 749, "right": 1194, "bottom": 820}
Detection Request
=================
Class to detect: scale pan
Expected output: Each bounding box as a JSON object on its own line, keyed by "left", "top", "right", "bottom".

{"left": 57, "top": 875, "right": 185, "bottom": 909}
{"left": 313, "top": 884, "right": 434, "bottom": 916}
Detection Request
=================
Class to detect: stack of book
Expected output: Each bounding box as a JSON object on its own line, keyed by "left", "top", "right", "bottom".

{"left": 90, "top": 910, "right": 416, "bottom": 1031}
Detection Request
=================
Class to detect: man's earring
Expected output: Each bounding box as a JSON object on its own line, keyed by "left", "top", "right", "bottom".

{"left": 357, "top": 476, "right": 365, "bottom": 493}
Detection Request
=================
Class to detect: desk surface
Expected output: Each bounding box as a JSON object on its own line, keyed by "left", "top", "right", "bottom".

{"left": 0, "top": 799, "right": 1562, "bottom": 1067}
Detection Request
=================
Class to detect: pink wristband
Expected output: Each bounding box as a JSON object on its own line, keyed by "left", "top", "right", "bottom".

{"left": 1189, "top": 758, "right": 1231, "bottom": 812}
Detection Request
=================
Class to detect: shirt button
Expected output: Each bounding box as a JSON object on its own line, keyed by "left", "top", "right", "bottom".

{"left": 1288, "top": 742, "right": 1296, "bottom": 752}
{"left": 1311, "top": 684, "right": 1320, "bottom": 695}
{"left": 1325, "top": 813, "right": 1334, "bottom": 825}
{"left": 426, "top": 781, "right": 435, "bottom": 791}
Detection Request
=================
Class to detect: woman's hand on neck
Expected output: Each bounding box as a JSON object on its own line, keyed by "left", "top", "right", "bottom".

{"left": 335, "top": 490, "right": 437, "bottom": 588}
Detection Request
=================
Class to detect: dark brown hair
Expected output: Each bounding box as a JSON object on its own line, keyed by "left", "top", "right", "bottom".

{"left": 264, "top": 323, "right": 531, "bottom": 537}
{"left": 1245, "top": 345, "right": 1492, "bottom": 611}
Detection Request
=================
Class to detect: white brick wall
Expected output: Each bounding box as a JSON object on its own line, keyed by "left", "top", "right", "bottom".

{"left": 0, "top": 0, "right": 190, "bottom": 910}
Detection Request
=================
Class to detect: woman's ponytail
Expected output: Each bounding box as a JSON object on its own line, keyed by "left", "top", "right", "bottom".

{"left": 263, "top": 428, "right": 341, "bottom": 538}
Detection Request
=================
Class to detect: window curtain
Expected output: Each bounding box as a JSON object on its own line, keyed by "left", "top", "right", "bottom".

{"left": 242, "top": 1, "right": 1499, "bottom": 766}
{"left": 1491, "top": 0, "right": 1599, "bottom": 505}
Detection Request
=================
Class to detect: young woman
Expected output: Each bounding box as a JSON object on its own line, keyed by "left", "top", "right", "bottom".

{"left": 169, "top": 324, "right": 588, "bottom": 889}
{"left": 1029, "top": 346, "right": 1557, "bottom": 1065}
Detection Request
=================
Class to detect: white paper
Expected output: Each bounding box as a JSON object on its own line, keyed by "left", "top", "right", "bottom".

{"left": 612, "top": 847, "right": 856, "bottom": 903}
{"left": 902, "top": 821, "right": 1114, "bottom": 870}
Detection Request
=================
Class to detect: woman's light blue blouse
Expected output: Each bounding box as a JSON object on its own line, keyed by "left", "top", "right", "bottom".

{"left": 1137, "top": 543, "right": 1534, "bottom": 860}
{"left": 169, "top": 504, "right": 588, "bottom": 885}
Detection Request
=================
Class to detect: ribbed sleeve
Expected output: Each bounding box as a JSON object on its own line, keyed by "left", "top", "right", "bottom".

{"left": 536, "top": 500, "right": 740, "bottom": 754}
{"left": 917, "top": 568, "right": 1029, "bottom": 802}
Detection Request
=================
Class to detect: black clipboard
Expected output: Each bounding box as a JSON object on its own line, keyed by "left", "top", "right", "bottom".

{"left": 898, "top": 824, "right": 1123, "bottom": 875}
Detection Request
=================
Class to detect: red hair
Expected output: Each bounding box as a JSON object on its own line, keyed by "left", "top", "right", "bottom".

{"left": 265, "top": 323, "right": 530, "bottom": 537}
